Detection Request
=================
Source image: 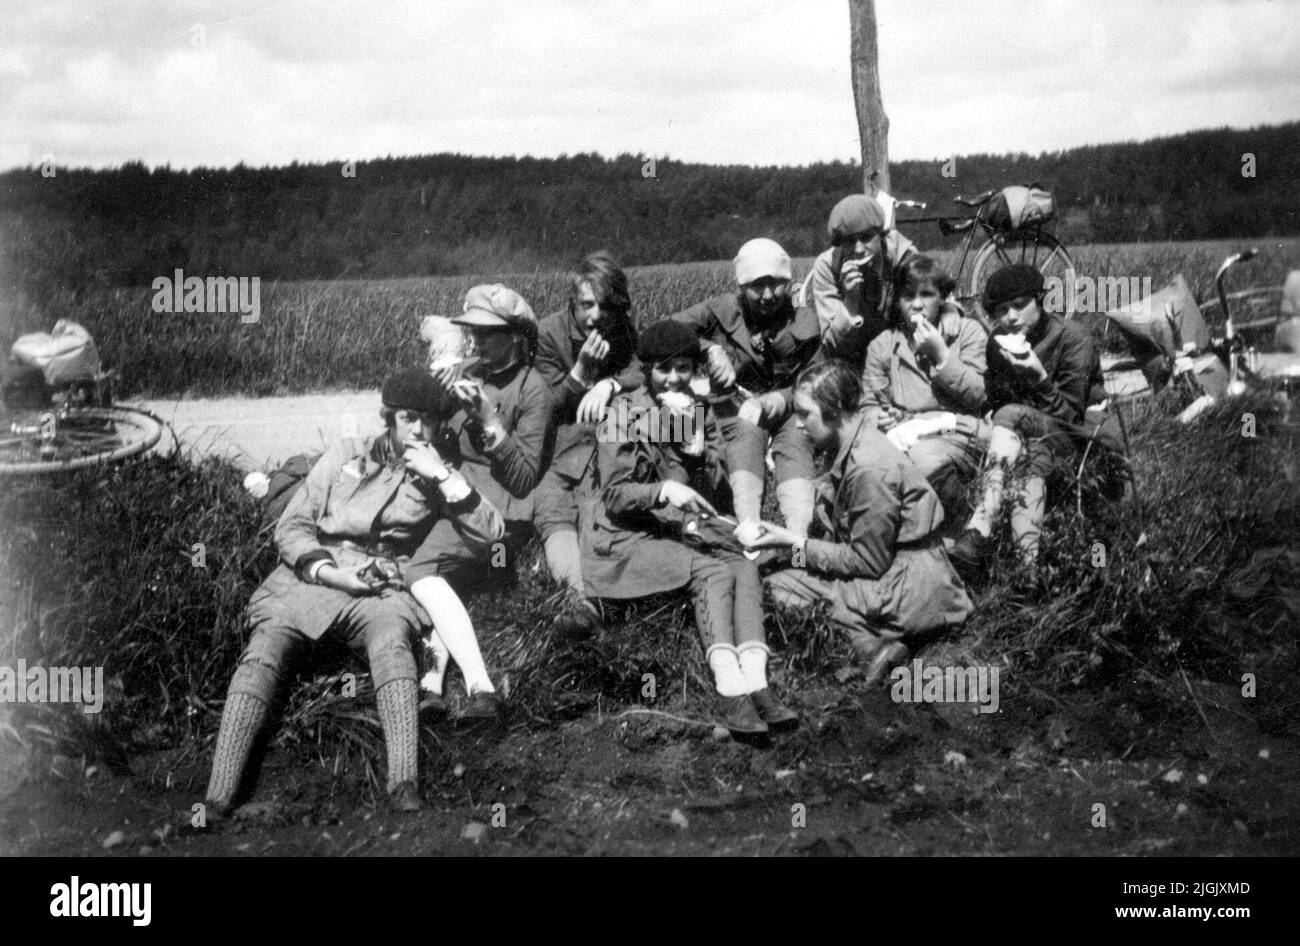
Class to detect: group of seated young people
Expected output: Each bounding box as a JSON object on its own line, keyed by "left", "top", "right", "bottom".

{"left": 200, "top": 192, "right": 1106, "bottom": 816}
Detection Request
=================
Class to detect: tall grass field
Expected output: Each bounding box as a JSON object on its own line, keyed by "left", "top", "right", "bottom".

{"left": 2, "top": 238, "right": 1296, "bottom": 398}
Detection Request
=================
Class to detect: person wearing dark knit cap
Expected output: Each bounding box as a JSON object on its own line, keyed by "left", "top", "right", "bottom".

{"left": 201, "top": 369, "right": 504, "bottom": 818}
{"left": 803, "top": 193, "right": 964, "bottom": 368}
{"left": 948, "top": 263, "right": 1104, "bottom": 572}
{"left": 580, "top": 319, "right": 799, "bottom": 743}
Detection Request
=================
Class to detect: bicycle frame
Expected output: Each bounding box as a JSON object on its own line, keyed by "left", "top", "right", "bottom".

{"left": 886, "top": 189, "right": 997, "bottom": 288}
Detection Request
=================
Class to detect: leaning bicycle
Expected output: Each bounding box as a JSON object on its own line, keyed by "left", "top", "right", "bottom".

{"left": 1, "top": 320, "right": 166, "bottom": 476}
{"left": 883, "top": 183, "right": 1078, "bottom": 320}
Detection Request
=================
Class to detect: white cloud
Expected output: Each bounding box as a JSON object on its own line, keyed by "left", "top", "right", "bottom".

{"left": 1, "top": 0, "right": 1297, "bottom": 170}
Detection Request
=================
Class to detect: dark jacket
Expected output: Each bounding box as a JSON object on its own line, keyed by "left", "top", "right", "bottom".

{"left": 985, "top": 314, "right": 1103, "bottom": 425}
{"left": 581, "top": 387, "right": 739, "bottom": 598}
{"left": 439, "top": 362, "right": 555, "bottom": 522}
{"left": 670, "top": 293, "right": 822, "bottom": 415}
{"left": 534, "top": 307, "right": 644, "bottom": 482}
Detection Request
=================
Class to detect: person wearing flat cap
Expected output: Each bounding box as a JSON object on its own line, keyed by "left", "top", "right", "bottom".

{"left": 532, "top": 251, "right": 645, "bottom": 636}
{"left": 948, "top": 263, "right": 1104, "bottom": 572}
{"left": 670, "top": 237, "right": 824, "bottom": 545}
{"left": 406, "top": 283, "right": 556, "bottom": 724}
{"left": 581, "top": 319, "right": 799, "bottom": 743}
{"left": 804, "top": 193, "right": 964, "bottom": 369}
{"left": 203, "top": 369, "right": 504, "bottom": 817}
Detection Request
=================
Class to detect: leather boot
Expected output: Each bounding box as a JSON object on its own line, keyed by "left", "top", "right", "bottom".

{"left": 717, "top": 694, "right": 770, "bottom": 745}
{"left": 750, "top": 688, "right": 799, "bottom": 732}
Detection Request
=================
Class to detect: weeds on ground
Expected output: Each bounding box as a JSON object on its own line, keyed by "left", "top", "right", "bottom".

{"left": 1, "top": 389, "right": 1296, "bottom": 796}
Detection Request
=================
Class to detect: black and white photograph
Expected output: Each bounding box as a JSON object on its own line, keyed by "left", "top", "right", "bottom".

{"left": 0, "top": 0, "right": 1297, "bottom": 886}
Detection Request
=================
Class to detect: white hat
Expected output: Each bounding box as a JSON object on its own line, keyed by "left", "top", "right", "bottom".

{"left": 734, "top": 238, "right": 792, "bottom": 286}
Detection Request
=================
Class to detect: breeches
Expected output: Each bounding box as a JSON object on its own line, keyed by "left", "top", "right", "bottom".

{"left": 685, "top": 550, "right": 766, "bottom": 651}
{"left": 714, "top": 411, "right": 816, "bottom": 483}
{"left": 991, "top": 403, "right": 1081, "bottom": 479}
{"left": 232, "top": 583, "right": 422, "bottom": 701}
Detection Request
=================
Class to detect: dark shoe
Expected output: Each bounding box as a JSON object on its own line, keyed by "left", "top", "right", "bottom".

{"left": 948, "top": 529, "right": 991, "bottom": 574}
{"left": 418, "top": 692, "right": 450, "bottom": 718}
{"left": 718, "top": 695, "right": 770, "bottom": 745}
{"left": 553, "top": 598, "right": 603, "bottom": 640}
{"left": 450, "top": 690, "right": 503, "bottom": 728}
{"left": 388, "top": 780, "right": 422, "bottom": 813}
{"left": 749, "top": 689, "right": 799, "bottom": 733}
{"left": 861, "top": 641, "right": 910, "bottom": 688}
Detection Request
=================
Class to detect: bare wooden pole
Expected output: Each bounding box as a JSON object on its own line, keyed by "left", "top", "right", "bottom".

{"left": 849, "top": 0, "right": 889, "bottom": 195}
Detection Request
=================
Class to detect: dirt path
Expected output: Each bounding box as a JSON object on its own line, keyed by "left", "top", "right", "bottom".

{"left": 130, "top": 363, "right": 1161, "bottom": 473}
{"left": 130, "top": 390, "right": 383, "bottom": 471}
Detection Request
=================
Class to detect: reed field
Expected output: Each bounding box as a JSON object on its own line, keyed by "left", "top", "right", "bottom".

{"left": 2, "top": 238, "right": 1296, "bottom": 398}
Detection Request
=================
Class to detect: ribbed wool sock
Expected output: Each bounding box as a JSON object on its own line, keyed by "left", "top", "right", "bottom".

{"left": 736, "top": 641, "right": 771, "bottom": 694}
{"left": 205, "top": 691, "right": 269, "bottom": 813}
{"left": 412, "top": 576, "right": 495, "bottom": 695}
{"left": 375, "top": 678, "right": 419, "bottom": 793}
{"left": 706, "top": 643, "right": 748, "bottom": 697}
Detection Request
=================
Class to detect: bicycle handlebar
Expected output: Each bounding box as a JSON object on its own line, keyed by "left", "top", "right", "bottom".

{"left": 1216, "top": 248, "right": 1259, "bottom": 348}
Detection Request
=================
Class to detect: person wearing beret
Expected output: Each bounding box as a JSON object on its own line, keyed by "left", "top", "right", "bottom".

{"left": 669, "top": 238, "right": 823, "bottom": 545}
{"left": 581, "top": 319, "right": 799, "bottom": 742}
{"left": 948, "top": 263, "right": 1105, "bottom": 571}
{"left": 746, "top": 360, "right": 972, "bottom": 685}
{"left": 203, "top": 370, "right": 504, "bottom": 816}
{"left": 410, "top": 283, "right": 556, "bottom": 724}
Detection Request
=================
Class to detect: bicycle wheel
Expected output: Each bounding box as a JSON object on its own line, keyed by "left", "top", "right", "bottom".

{"left": 964, "top": 229, "right": 1078, "bottom": 320}
{"left": 0, "top": 406, "right": 165, "bottom": 476}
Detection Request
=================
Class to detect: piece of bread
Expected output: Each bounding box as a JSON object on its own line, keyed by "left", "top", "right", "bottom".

{"left": 994, "top": 333, "right": 1031, "bottom": 356}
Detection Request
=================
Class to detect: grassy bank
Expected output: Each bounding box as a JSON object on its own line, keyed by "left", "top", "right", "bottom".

{"left": 1, "top": 388, "right": 1296, "bottom": 801}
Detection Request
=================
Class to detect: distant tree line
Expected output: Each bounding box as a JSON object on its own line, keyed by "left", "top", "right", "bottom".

{"left": 1, "top": 122, "right": 1295, "bottom": 298}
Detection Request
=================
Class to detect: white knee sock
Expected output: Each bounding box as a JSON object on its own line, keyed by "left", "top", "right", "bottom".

{"left": 705, "top": 643, "right": 747, "bottom": 697}
{"left": 775, "top": 478, "right": 816, "bottom": 540}
{"left": 419, "top": 633, "right": 448, "bottom": 695}
{"left": 543, "top": 531, "right": 586, "bottom": 596}
{"left": 736, "top": 641, "right": 770, "bottom": 694}
{"left": 411, "top": 576, "right": 495, "bottom": 696}
{"left": 967, "top": 426, "right": 1023, "bottom": 538}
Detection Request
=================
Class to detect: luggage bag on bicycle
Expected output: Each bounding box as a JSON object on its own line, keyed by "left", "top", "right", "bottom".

{"left": 987, "top": 184, "right": 1056, "bottom": 232}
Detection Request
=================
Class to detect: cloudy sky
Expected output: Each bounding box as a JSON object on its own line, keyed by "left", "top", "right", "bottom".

{"left": 3, "top": 0, "right": 1298, "bottom": 171}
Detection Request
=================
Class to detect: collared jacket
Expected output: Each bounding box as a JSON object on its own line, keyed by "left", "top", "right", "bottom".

{"left": 985, "top": 314, "right": 1103, "bottom": 425}
{"left": 581, "top": 387, "right": 740, "bottom": 598}
{"left": 439, "top": 362, "right": 555, "bottom": 522}
{"left": 807, "top": 231, "right": 917, "bottom": 362}
{"left": 670, "top": 293, "right": 822, "bottom": 417}
{"left": 270, "top": 434, "right": 502, "bottom": 598}
{"left": 861, "top": 318, "right": 988, "bottom": 419}
{"left": 534, "top": 307, "right": 644, "bottom": 482}
{"left": 802, "top": 416, "right": 972, "bottom": 633}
